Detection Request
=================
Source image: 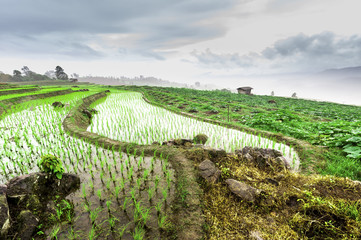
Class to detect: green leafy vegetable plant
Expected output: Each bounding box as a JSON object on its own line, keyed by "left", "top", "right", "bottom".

{"left": 38, "top": 154, "right": 65, "bottom": 179}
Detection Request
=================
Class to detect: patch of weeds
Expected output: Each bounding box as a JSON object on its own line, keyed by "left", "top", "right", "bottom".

{"left": 176, "top": 176, "right": 189, "bottom": 207}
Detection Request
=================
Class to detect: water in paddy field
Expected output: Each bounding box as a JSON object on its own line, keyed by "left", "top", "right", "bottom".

{"left": 54, "top": 152, "right": 175, "bottom": 240}
{"left": 89, "top": 92, "right": 300, "bottom": 170}
{"left": 0, "top": 102, "right": 175, "bottom": 239}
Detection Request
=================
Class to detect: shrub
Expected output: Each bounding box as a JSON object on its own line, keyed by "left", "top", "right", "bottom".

{"left": 193, "top": 134, "right": 209, "bottom": 144}
{"left": 38, "top": 154, "right": 65, "bottom": 179}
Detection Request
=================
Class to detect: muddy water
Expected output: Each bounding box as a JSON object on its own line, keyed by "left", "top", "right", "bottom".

{"left": 50, "top": 151, "right": 175, "bottom": 240}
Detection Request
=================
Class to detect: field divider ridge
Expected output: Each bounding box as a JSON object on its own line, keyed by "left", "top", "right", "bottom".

{"left": 62, "top": 90, "right": 205, "bottom": 240}
{"left": 0, "top": 88, "right": 74, "bottom": 118}
{"left": 140, "top": 91, "right": 325, "bottom": 173}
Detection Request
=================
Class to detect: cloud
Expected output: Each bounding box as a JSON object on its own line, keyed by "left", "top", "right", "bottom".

{"left": 191, "top": 32, "right": 361, "bottom": 72}
{"left": 0, "top": 0, "right": 240, "bottom": 60}
{"left": 190, "top": 49, "right": 256, "bottom": 69}
{"left": 0, "top": 33, "right": 103, "bottom": 59}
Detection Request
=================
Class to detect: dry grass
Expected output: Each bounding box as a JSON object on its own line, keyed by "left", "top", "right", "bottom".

{"left": 190, "top": 150, "right": 361, "bottom": 239}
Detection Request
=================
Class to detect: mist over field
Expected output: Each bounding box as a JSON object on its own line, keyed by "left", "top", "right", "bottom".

{"left": 198, "top": 69, "right": 361, "bottom": 106}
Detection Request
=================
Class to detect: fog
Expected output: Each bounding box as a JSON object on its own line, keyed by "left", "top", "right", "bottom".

{"left": 197, "top": 73, "right": 361, "bottom": 106}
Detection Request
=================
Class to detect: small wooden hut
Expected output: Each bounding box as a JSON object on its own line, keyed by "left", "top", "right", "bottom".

{"left": 237, "top": 87, "right": 253, "bottom": 95}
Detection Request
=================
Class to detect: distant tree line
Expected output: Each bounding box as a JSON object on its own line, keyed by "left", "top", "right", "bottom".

{"left": 0, "top": 66, "right": 78, "bottom": 82}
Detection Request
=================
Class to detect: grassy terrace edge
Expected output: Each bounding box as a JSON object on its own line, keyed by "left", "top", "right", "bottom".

{"left": 137, "top": 89, "right": 322, "bottom": 174}
{"left": 0, "top": 88, "right": 74, "bottom": 118}
{"left": 62, "top": 91, "right": 204, "bottom": 240}
{"left": 0, "top": 87, "right": 40, "bottom": 95}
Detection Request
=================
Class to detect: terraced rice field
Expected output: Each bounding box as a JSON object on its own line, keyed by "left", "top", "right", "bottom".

{"left": 0, "top": 90, "right": 176, "bottom": 239}
{"left": 88, "top": 92, "right": 299, "bottom": 169}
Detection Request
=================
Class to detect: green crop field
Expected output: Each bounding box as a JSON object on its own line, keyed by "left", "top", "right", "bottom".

{"left": 1, "top": 83, "right": 361, "bottom": 239}
{"left": 118, "top": 85, "right": 361, "bottom": 180}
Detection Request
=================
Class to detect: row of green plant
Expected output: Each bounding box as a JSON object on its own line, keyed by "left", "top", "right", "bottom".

{"left": 0, "top": 86, "right": 71, "bottom": 101}
{"left": 0, "top": 87, "right": 176, "bottom": 239}
{"left": 87, "top": 91, "right": 299, "bottom": 168}
{"left": 116, "top": 85, "right": 361, "bottom": 179}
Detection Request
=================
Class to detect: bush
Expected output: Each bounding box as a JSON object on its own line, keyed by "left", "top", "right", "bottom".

{"left": 193, "top": 134, "right": 209, "bottom": 144}
{"left": 38, "top": 154, "right": 65, "bottom": 179}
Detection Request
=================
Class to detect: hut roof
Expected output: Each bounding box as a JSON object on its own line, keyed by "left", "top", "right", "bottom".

{"left": 237, "top": 87, "right": 253, "bottom": 90}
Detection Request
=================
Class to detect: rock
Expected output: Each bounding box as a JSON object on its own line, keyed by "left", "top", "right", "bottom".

{"left": 181, "top": 138, "right": 193, "bottom": 144}
{"left": 7, "top": 173, "right": 80, "bottom": 201}
{"left": 193, "top": 134, "right": 208, "bottom": 144}
{"left": 14, "top": 210, "right": 39, "bottom": 240}
{"left": 173, "top": 138, "right": 192, "bottom": 146}
{"left": 207, "top": 148, "right": 227, "bottom": 160}
{"left": 244, "top": 153, "right": 253, "bottom": 162}
{"left": 249, "top": 230, "right": 264, "bottom": 240}
{"left": 275, "top": 156, "right": 290, "bottom": 170}
{"left": 225, "top": 179, "right": 264, "bottom": 202}
{"left": 0, "top": 185, "right": 10, "bottom": 239}
{"left": 52, "top": 101, "right": 64, "bottom": 108}
{"left": 238, "top": 146, "right": 252, "bottom": 155}
{"left": 236, "top": 147, "right": 289, "bottom": 170}
{"left": 184, "top": 142, "right": 193, "bottom": 147}
{"left": 5, "top": 173, "right": 80, "bottom": 238}
{"left": 81, "top": 109, "right": 92, "bottom": 119}
{"left": 268, "top": 100, "right": 277, "bottom": 104}
{"left": 162, "top": 140, "right": 175, "bottom": 146}
{"left": 105, "top": 90, "right": 110, "bottom": 93}
{"left": 199, "top": 160, "right": 221, "bottom": 184}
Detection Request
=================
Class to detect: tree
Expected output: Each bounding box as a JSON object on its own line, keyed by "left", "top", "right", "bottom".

{"left": 0, "top": 72, "right": 12, "bottom": 82}
{"left": 13, "top": 70, "right": 21, "bottom": 77}
{"left": 271, "top": 91, "right": 274, "bottom": 96}
{"left": 291, "top": 92, "right": 297, "bottom": 98}
{"left": 12, "top": 70, "right": 22, "bottom": 81}
{"left": 55, "top": 66, "right": 68, "bottom": 80}
{"left": 21, "top": 66, "right": 31, "bottom": 76}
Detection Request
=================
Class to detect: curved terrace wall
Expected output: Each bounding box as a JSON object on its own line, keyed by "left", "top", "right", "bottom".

{"left": 140, "top": 91, "right": 322, "bottom": 173}
{"left": 62, "top": 91, "right": 204, "bottom": 240}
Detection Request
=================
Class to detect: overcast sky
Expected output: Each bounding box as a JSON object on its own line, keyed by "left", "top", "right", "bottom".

{"left": 0, "top": 0, "right": 360, "bottom": 104}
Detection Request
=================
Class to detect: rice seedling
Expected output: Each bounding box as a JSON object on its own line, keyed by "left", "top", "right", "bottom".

{"left": 118, "top": 223, "right": 130, "bottom": 239}
{"left": 122, "top": 197, "right": 130, "bottom": 212}
{"left": 106, "top": 200, "right": 112, "bottom": 213}
{"left": 82, "top": 184, "right": 87, "bottom": 200}
{"left": 108, "top": 216, "right": 118, "bottom": 232}
{"left": 88, "top": 92, "right": 299, "bottom": 168}
{"left": 89, "top": 207, "right": 101, "bottom": 225}
{"left": 148, "top": 187, "right": 155, "bottom": 202}
{"left": 97, "top": 189, "right": 102, "bottom": 202}
{"left": 132, "top": 225, "right": 145, "bottom": 240}
{"left": 155, "top": 201, "right": 163, "bottom": 215}
{"left": 49, "top": 224, "right": 61, "bottom": 240}
{"left": 158, "top": 214, "right": 169, "bottom": 230}
{"left": 162, "top": 189, "right": 168, "bottom": 203}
